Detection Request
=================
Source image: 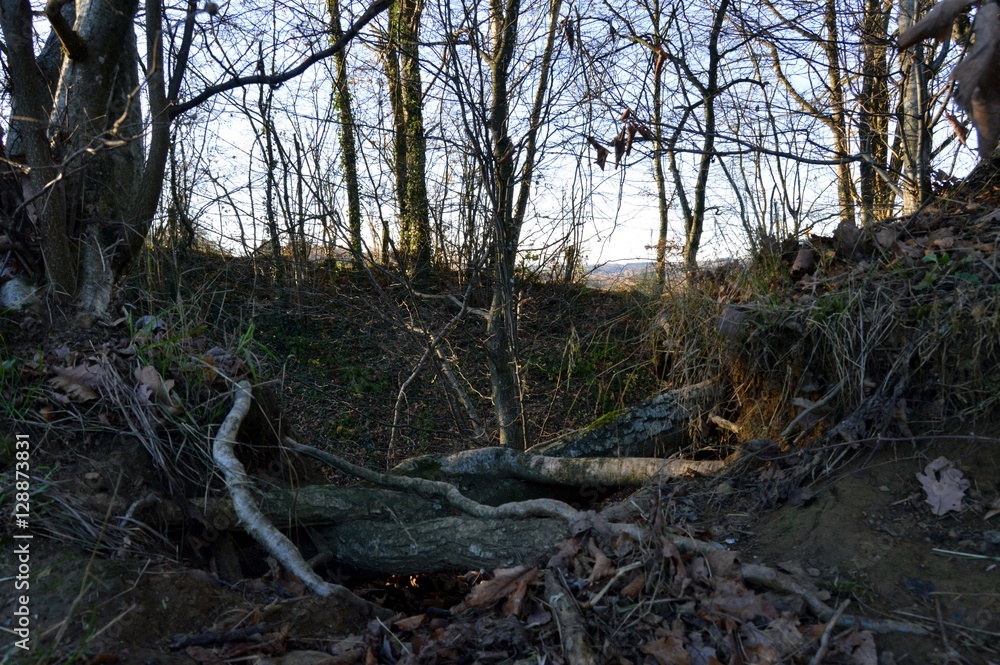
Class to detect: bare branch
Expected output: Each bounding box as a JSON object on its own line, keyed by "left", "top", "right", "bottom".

{"left": 169, "top": 0, "right": 391, "bottom": 119}
{"left": 44, "top": 0, "right": 87, "bottom": 61}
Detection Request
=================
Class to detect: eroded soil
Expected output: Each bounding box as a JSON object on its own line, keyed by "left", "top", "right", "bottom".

{"left": 3, "top": 432, "right": 999, "bottom": 664}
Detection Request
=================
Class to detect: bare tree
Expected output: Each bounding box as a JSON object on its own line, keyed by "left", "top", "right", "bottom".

{"left": 0, "top": 0, "right": 389, "bottom": 314}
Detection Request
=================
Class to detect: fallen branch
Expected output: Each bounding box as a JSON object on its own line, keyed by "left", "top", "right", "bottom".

{"left": 528, "top": 381, "right": 720, "bottom": 458}
{"left": 285, "top": 437, "right": 590, "bottom": 524}
{"left": 544, "top": 569, "right": 599, "bottom": 665}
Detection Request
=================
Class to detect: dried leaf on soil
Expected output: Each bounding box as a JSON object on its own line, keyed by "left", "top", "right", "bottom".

{"left": 829, "top": 629, "right": 878, "bottom": 665}
{"left": 707, "top": 576, "right": 778, "bottom": 621}
{"left": 642, "top": 634, "right": 691, "bottom": 665}
{"left": 453, "top": 566, "right": 537, "bottom": 616}
{"left": 393, "top": 614, "right": 426, "bottom": 632}
{"left": 984, "top": 496, "right": 1000, "bottom": 520}
{"left": 587, "top": 539, "right": 616, "bottom": 584}
{"left": 916, "top": 456, "right": 970, "bottom": 515}
{"left": 48, "top": 375, "right": 98, "bottom": 402}
{"left": 135, "top": 365, "right": 182, "bottom": 414}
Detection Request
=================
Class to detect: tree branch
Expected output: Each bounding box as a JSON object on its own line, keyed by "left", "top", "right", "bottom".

{"left": 44, "top": 0, "right": 87, "bottom": 61}
{"left": 169, "top": 0, "right": 391, "bottom": 118}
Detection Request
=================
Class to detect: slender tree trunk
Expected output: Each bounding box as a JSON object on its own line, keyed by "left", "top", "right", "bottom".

{"left": 898, "top": 0, "right": 931, "bottom": 214}
{"left": 383, "top": 0, "right": 431, "bottom": 283}
{"left": 486, "top": 0, "right": 525, "bottom": 450}
{"left": 484, "top": 0, "right": 562, "bottom": 450}
{"left": 822, "top": 0, "right": 855, "bottom": 228}
{"left": 651, "top": 0, "right": 670, "bottom": 289}
{"left": 259, "top": 85, "right": 284, "bottom": 280}
{"left": 328, "top": 0, "right": 364, "bottom": 265}
{"left": 681, "top": 0, "right": 730, "bottom": 274}
{"left": 858, "top": 0, "right": 894, "bottom": 226}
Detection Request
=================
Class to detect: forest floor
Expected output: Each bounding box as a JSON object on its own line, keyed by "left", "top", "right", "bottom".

{"left": 4, "top": 164, "right": 1000, "bottom": 665}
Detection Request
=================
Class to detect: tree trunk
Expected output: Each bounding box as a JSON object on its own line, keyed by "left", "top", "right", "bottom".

{"left": 898, "top": 0, "right": 932, "bottom": 214}
{"left": 822, "top": 0, "right": 855, "bottom": 229}
{"left": 858, "top": 0, "right": 894, "bottom": 226}
{"left": 651, "top": 0, "right": 671, "bottom": 289}
{"left": 485, "top": 0, "right": 562, "bottom": 450}
{"left": 670, "top": 0, "right": 730, "bottom": 274}
{"left": 383, "top": 0, "right": 431, "bottom": 283}
{"left": 1, "top": 0, "right": 383, "bottom": 314}
{"left": 328, "top": 0, "right": 364, "bottom": 265}
{"left": 0, "top": 0, "right": 75, "bottom": 299}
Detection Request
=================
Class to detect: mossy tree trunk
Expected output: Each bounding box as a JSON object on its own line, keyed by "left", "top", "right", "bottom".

{"left": 383, "top": 0, "right": 431, "bottom": 283}
{"left": 328, "top": 0, "right": 364, "bottom": 266}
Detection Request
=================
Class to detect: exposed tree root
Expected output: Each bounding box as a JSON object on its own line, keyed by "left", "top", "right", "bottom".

{"left": 392, "top": 445, "right": 727, "bottom": 488}
{"left": 666, "top": 534, "right": 930, "bottom": 636}
{"left": 213, "top": 381, "right": 390, "bottom": 617}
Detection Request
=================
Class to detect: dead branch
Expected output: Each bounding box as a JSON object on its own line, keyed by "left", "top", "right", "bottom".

{"left": 543, "top": 569, "right": 599, "bottom": 665}
{"left": 664, "top": 535, "right": 930, "bottom": 635}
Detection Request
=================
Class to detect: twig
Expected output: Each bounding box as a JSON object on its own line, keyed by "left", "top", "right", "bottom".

{"left": 932, "top": 548, "right": 1000, "bottom": 561}
{"left": 808, "top": 599, "right": 850, "bottom": 665}
{"left": 781, "top": 381, "right": 843, "bottom": 438}
{"left": 580, "top": 561, "right": 644, "bottom": 610}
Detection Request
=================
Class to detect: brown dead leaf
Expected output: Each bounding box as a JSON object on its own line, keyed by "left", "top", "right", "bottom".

{"left": 546, "top": 536, "right": 581, "bottom": 571}
{"left": 625, "top": 123, "right": 637, "bottom": 157}
{"left": 393, "top": 614, "right": 426, "bottom": 632}
{"left": 916, "top": 456, "right": 969, "bottom": 515}
{"left": 947, "top": 112, "right": 970, "bottom": 146}
{"left": 561, "top": 17, "right": 574, "bottom": 51}
{"left": 654, "top": 45, "right": 668, "bottom": 81}
{"left": 184, "top": 645, "right": 223, "bottom": 664}
{"left": 613, "top": 127, "right": 626, "bottom": 168}
{"left": 642, "top": 635, "right": 690, "bottom": 665}
{"left": 587, "top": 540, "right": 616, "bottom": 584}
{"left": 898, "top": 0, "right": 977, "bottom": 49}
{"left": 586, "top": 136, "right": 609, "bottom": 170}
{"left": 984, "top": 497, "right": 1000, "bottom": 520}
{"left": 454, "top": 566, "right": 537, "bottom": 615}
{"left": 829, "top": 629, "right": 877, "bottom": 665}
{"left": 135, "top": 365, "right": 182, "bottom": 414}
{"left": 48, "top": 364, "right": 102, "bottom": 403}
{"left": 622, "top": 571, "right": 646, "bottom": 599}
{"left": 708, "top": 576, "right": 778, "bottom": 621}
{"left": 54, "top": 362, "right": 105, "bottom": 389}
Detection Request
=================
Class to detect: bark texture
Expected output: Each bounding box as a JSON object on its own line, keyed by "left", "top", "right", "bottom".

{"left": 528, "top": 381, "right": 720, "bottom": 457}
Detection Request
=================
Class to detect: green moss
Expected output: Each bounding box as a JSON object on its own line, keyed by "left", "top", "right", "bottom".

{"left": 585, "top": 409, "right": 626, "bottom": 431}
